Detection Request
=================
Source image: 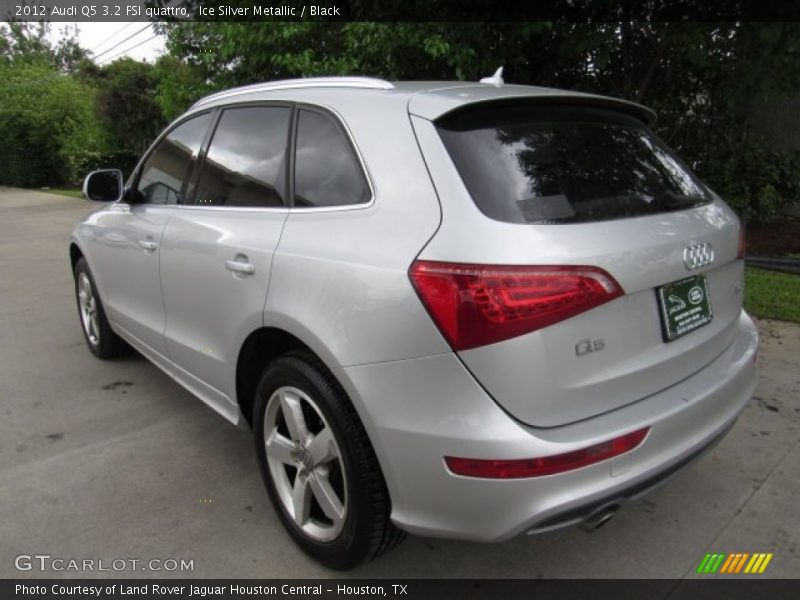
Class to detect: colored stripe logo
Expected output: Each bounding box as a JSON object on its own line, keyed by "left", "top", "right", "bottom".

{"left": 697, "top": 552, "right": 773, "bottom": 574}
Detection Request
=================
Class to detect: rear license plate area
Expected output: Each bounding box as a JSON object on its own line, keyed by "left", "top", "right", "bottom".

{"left": 657, "top": 274, "right": 713, "bottom": 342}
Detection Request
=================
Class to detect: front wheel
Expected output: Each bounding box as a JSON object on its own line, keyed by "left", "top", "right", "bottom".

{"left": 73, "top": 257, "right": 126, "bottom": 359}
{"left": 253, "top": 352, "right": 404, "bottom": 569}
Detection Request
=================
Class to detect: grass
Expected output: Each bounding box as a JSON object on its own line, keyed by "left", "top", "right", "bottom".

{"left": 40, "top": 187, "right": 83, "bottom": 199}
{"left": 744, "top": 267, "right": 800, "bottom": 324}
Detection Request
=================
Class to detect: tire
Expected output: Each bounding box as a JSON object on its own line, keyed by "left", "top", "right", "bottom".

{"left": 253, "top": 351, "right": 405, "bottom": 570}
{"left": 73, "top": 257, "right": 127, "bottom": 359}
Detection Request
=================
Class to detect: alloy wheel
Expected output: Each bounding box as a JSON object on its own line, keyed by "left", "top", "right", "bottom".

{"left": 264, "top": 385, "right": 348, "bottom": 542}
{"left": 77, "top": 271, "right": 100, "bottom": 346}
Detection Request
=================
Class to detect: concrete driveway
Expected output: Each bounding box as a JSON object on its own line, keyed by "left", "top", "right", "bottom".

{"left": 0, "top": 188, "right": 798, "bottom": 579}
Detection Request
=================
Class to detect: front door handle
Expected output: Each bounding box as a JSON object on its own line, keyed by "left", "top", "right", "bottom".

{"left": 138, "top": 240, "right": 158, "bottom": 251}
{"left": 225, "top": 258, "right": 255, "bottom": 275}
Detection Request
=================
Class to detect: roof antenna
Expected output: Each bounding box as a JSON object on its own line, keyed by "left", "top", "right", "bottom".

{"left": 479, "top": 67, "right": 504, "bottom": 86}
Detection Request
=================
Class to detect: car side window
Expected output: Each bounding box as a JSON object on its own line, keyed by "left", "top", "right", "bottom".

{"left": 193, "top": 106, "right": 291, "bottom": 208}
{"left": 135, "top": 112, "right": 212, "bottom": 205}
{"left": 293, "top": 109, "right": 370, "bottom": 208}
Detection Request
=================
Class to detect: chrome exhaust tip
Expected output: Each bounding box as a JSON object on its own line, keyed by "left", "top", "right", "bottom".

{"left": 579, "top": 504, "right": 619, "bottom": 532}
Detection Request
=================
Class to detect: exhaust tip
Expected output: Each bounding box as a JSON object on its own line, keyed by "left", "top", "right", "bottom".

{"left": 579, "top": 504, "right": 620, "bottom": 532}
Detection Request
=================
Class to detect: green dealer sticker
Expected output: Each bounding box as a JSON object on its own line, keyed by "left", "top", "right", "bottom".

{"left": 657, "top": 274, "right": 713, "bottom": 342}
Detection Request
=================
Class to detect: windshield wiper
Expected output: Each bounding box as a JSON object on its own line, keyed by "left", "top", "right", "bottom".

{"left": 655, "top": 192, "right": 706, "bottom": 209}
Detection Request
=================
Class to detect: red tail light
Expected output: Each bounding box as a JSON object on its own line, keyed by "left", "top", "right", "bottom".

{"left": 738, "top": 225, "right": 746, "bottom": 259}
{"left": 445, "top": 427, "right": 650, "bottom": 479}
{"left": 409, "top": 261, "right": 623, "bottom": 351}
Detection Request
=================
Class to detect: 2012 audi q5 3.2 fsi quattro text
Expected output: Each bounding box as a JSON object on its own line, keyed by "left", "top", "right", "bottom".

{"left": 70, "top": 74, "right": 758, "bottom": 569}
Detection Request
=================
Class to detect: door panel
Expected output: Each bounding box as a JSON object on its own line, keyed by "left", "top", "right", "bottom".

{"left": 88, "top": 204, "right": 170, "bottom": 354}
{"left": 90, "top": 111, "right": 214, "bottom": 356}
{"left": 160, "top": 210, "right": 287, "bottom": 399}
{"left": 159, "top": 105, "right": 292, "bottom": 401}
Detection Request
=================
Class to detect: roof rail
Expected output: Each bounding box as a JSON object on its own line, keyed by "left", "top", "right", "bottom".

{"left": 191, "top": 77, "right": 395, "bottom": 108}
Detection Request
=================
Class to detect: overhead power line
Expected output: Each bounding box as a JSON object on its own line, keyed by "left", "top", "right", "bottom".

{"left": 97, "top": 33, "right": 160, "bottom": 65}
{"left": 91, "top": 23, "right": 152, "bottom": 61}
{"left": 87, "top": 21, "right": 138, "bottom": 54}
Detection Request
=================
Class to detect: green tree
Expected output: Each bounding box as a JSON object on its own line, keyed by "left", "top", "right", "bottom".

{"left": 0, "top": 22, "right": 104, "bottom": 186}
{"left": 1, "top": 21, "right": 88, "bottom": 71}
{"left": 157, "top": 18, "right": 800, "bottom": 222}
{"left": 0, "top": 61, "right": 106, "bottom": 186}
{"left": 156, "top": 21, "right": 550, "bottom": 91}
{"left": 78, "top": 58, "right": 167, "bottom": 174}
{"left": 152, "top": 54, "right": 212, "bottom": 121}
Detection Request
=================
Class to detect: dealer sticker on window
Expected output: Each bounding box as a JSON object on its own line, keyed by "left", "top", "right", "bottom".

{"left": 657, "top": 274, "right": 713, "bottom": 342}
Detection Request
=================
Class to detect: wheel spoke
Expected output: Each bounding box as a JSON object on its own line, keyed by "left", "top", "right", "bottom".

{"left": 309, "top": 471, "right": 345, "bottom": 525}
{"left": 280, "top": 390, "right": 309, "bottom": 444}
{"left": 265, "top": 430, "right": 296, "bottom": 465}
{"left": 292, "top": 473, "right": 312, "bottom": 526}
{"left": 307, "top": 427, "right": 336, "bottom": 466}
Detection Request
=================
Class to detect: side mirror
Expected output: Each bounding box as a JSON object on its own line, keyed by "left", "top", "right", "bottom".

{"left": 82, "top": 169, "right": 124, "bottom": 202}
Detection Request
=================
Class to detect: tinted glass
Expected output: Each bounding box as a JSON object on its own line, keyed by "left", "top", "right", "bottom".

{"left": 194, "top": 106, "right": 290, "bottom": 207}
{"left": 294, "top": 109, "right": 369, "bottom": 207}
{"left": 437, "top": 105, "right": 710, "bottom": 224}
{"left": 136, "top": 113, "right": 211, "bottom": 205}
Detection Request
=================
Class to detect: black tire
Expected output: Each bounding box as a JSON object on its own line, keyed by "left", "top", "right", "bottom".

{"left": 253, "top": 351, "right": 405, "bottom": 570}
{"left": 73, "top": 257, "right": 127, "bottom": 359}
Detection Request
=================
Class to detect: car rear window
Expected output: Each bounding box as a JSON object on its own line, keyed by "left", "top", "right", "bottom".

{"left": 436, "top": 105, "right": 711, "bottom": 224}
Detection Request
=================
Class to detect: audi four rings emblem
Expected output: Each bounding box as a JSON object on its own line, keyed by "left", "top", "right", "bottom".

{"left": 683, "top": 242, "right": 715, "bottom": 270}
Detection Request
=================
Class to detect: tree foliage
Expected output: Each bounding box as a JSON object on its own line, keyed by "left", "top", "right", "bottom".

{"left": 0, "top": 23, "right": 103, "bottom": 187}
{"left": 157, "top": 21, "right": 550, "bottom": 86}
{"left": 155, "top": 20, "right": 800, "bottom": 221}
{"left": 0, "top": 23, "right": 166, "bottom": 185}
{"left": 534, "top": 22, "right": 800, "bottom": 221}
{"left": 78, "top": 58, "right": 167, "bottom": 175}
{"left": 1, "top": 21, "right": 87, "bottom": 70}
{"left": 3, "top": 14, "right": 800, "bottom": 222}
{"left": 151, "top": 54, "right": 212, "bottom": 122}
{"left": 0, "top": 60, "right": 106, "bottom": 186}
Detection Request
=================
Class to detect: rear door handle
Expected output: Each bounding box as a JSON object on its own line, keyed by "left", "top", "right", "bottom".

{"left": 138, "top": 240, "right": 158, "bottom": 251}
{"left": 225, "top": 258, "right": 255, "bottom": 275}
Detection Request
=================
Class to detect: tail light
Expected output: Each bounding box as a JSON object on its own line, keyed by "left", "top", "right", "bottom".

{"left": 445, "top": 427, "right": 650, "bottom": 479}
{"left": 738, "top": 225, "right": 746, "bottom": 259}
{"left": 409, "top": 260, "right": 623, "bottom": 351}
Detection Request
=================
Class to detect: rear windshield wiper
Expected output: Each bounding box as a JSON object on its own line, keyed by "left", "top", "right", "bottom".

{"left": 655, "top": 192, "right": 707, "bottom": 209}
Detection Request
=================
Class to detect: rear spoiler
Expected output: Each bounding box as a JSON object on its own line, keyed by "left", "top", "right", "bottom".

{"left": 409, "top": 85, "right": 656, "bottom": 126}
{"left": 435, "top": 95, "right": 657, "bottom": 127}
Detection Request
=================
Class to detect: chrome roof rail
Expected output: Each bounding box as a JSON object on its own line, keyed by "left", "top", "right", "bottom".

{"left": 191, "top": 77, "right": 395, "bottom": 108}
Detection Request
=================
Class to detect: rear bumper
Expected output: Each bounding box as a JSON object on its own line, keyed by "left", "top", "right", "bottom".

{"left": 336, "top": 311, "right": 758, "bottom": 542}
{"left": 526, "top": 419, "right": 734, "bottom": 534}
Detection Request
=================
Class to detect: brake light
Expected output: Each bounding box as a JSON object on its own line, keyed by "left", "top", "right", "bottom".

{"left": 445, "top": 427, "right": 650, "bottom": 479}
{"left": 409, "top": 261, "right": 623, "bottom": 351}
{"left": 738, "top": 226, "right": 746, "bottom": 259}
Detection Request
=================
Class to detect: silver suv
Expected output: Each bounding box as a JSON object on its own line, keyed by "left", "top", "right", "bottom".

{"left": 71, "top": 75, "right": 758, "bottom": 569}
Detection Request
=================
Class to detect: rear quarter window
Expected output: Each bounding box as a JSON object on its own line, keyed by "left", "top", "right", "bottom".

{"left": 293, "top": 109, "right": 370, "bottom": 208}
{"left": 436, "top": 105, "right": 711, "bottom": 224}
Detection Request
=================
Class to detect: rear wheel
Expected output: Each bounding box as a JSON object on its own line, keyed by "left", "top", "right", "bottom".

{"left": 253, "top": 352, "right": 404, "bottom": 569}
{"left": 74, "top": 258, "right": 126, "bottom": 359}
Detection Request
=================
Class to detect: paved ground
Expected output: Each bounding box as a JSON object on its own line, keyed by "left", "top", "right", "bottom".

{"left": 0, "top": 188, "right": 798, "bottom": 579}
